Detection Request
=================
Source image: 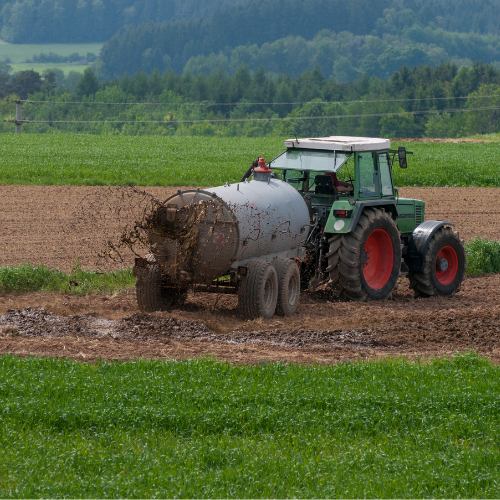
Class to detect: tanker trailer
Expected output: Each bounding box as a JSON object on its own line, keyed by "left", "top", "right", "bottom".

{"left": 133, "top": 159, "right": 311, "bottom": 319}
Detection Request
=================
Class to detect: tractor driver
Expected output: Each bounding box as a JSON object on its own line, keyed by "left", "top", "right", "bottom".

{"left": 325, "top": 172, "right": 353, "bottom": 194}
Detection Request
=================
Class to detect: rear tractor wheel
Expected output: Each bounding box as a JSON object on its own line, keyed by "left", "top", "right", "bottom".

{"left": 409, "top": 226, "right": 465, "bottom": 297}
{"left": 326, "top": 207, "right": 401, "bottom": 301}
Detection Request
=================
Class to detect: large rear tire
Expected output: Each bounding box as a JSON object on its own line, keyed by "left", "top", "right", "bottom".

{"left": 238, "top": 260, "right": 278, "bottom": 319}
{"left": 273, "top": 258, "right": 301, "bottom": 316}
{"left": 136, "top": 255, "right": 186, "bottom": 312}
{"left": 409, "top": 226, "right": 465, "bottom": 297}
{"left": 327, "top": 208, "right": 401, "bottom": 301}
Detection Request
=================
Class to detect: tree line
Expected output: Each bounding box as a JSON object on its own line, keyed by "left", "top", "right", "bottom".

{"left": 99, "top": 1, "right": 500, "bottom": 78}
{"left": 2, "top": 62, "right": 500, "bottom": 139}
{"left": 0, "top": 0, "right": 244, "bottom": 43}
{"left": 2, "top": 0, "right": 500, "bottom": 47}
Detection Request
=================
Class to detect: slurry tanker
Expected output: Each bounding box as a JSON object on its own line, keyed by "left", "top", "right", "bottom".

{"left": 133, "top": 136, "right": 466, "bottom": 319}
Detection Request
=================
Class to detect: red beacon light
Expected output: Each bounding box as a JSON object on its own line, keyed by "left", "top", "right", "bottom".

{"left": 254, "top": 157, "right": 271, "bottom": 173}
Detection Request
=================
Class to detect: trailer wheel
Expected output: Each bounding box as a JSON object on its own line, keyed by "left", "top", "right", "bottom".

{"left": 136, "top": 256, "right": 186, "bottom": 312}
{"left": 329, "top": 208, "right": 401, "bottom": 301}
{"left": 273, "top": 258, "right": 300, "bottom": 316}
{"left": 409, "top": 226, "right": 465, "bottom": 297}
{"left": 238, "top": 260, "right": 278, "bottom": 319}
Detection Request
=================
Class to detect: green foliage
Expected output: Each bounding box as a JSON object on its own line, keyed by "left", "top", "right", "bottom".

{"left": 100, "top": 2, "right": 500, "bottom": 78}
{"left": 3, "top": 61, "right": 500, "bottom": 139}
{"left": 0, "top": 263, "right": 134, "bottom": 294}
{"left": 75, "top": 67, "right": 100, "bottom": 97}
{"left": 465, "top": 238, "right": 500, "bottom": 276}
{"left": 1, "top": 353, "right": 500, "bottom": 496}
{"left": 0, "top": 0, "right": 247, "bottom": 43}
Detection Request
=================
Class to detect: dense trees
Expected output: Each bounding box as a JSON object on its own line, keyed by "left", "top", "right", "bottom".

{"left": 98, "top": 0, "right": 500, "bottom": 78}
{"left": 2, "top": 62, "right": 500, "bottom": 139}
{"left": 0, "top": 0, "right": 246, "bottom": 42}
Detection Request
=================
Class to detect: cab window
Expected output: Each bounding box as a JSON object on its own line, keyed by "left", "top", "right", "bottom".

{"left": 379, "top": 152, "right": 393, "bottom": 197}
{"left": 358, "top": 152, "right": 380, "bottom": 198}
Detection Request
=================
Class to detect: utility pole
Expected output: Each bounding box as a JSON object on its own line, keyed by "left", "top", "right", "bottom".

{"left": 2, "top": 99, "right": 34, "bottom": 132}
{"left": 15, "top": 99, "right": 22, "bottom": 133}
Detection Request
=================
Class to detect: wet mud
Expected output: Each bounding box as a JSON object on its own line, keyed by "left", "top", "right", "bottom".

{"left": 1, "top": 275, "right": 500, "bottom": 364}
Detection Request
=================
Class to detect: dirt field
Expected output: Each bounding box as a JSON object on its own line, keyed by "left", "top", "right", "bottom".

{"left": 0, "top": 186, "right": 499, "bottom": 271}
{"left": 1, "top": 185, "right": 500, "bottom": 364}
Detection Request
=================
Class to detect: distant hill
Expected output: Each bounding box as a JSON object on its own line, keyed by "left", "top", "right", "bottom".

{"left": 0, "top": 0, "right": 248, "bottom": 43}
{"left": 99, "top": 0, "right": 500, "bottom": 79}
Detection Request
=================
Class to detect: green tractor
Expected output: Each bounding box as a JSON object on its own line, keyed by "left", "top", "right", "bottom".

{"left": 268, "top": 136, "right": 466, "bottom": 300}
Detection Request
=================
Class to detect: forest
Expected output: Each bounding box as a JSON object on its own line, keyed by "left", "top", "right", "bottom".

{"left": 2, "top": 62, "right": 500, "bottom": 139}
{"left": 3, "top": 0, "right": 500, "bottom": 44}
{"left": 0, "top": 0, "right": 246, "bottom": 43}
{"left": 93, "top": 1, "right": 500, "bottom": 78}
{"left": 3, "top": 0, "right": 500, "bottom": 81}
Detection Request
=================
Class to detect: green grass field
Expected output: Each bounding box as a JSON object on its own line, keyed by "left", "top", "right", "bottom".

{"left": 9, "top": 63, "right": 86, "bottom": 75}
{"left": 0, "top": 134, "right": 500, "bottom": 187}
{"left": 1, "top": 353, "right": 499, "bottom": 497}
{"left": 0, "top": 41, "right": 103, "bottom": 64}
{"left": 0, "top": 263, "right": 134, "bottom": 295}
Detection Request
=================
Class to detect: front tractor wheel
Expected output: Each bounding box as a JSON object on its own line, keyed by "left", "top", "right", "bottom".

{"left": 327, "top": 208, "right": 401, "bottom": 301}
{"left": 409, "top": 226, "right": 465, "bottom": 297}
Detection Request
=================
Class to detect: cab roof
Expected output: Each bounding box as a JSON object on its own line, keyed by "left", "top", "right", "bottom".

{"left": 284, "top": 136, "right": 391, "bottom": 152}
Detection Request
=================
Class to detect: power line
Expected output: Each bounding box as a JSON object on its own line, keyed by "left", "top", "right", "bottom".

{"left": 9, "top": 105, "right": 500, "bottom": 125}
{"left": 10, "top": 95, "right": 500, "bottom": 107}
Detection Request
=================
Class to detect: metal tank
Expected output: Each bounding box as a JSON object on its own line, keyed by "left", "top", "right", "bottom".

{"left": 146, "top": 171, "right": 310, "bottom": 284}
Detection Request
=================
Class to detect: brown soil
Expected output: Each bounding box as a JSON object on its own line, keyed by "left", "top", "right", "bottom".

{"left": 1, "top": 186, "right": 499, "bottom": 271}
{"left": 1, "top": 275, "right": 500, "bottom": 364}
{"left": 0, "top": 185, "right": 499, "bottom": 364}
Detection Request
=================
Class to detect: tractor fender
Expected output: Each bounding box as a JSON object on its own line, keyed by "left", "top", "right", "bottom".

{"left": 346, "top": 200, "right": 398, "bottom": 233}
{"left": 406, "top": 220, "right": 455, "bottom": 272}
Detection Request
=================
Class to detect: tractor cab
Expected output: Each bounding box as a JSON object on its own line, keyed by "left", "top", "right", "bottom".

{"left": 270, "top": 136, "right": 415, "bottom": 233}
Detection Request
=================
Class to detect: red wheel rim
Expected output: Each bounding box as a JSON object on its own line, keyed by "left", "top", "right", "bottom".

{"left": 435, "top": 246, "right": 458, "bottom": 285}
{"left": 362, "top": 229, "right": 394, "bottom": 290}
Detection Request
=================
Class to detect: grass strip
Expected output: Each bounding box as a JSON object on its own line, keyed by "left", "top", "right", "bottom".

{"left": 465, "top": 238, "right": 500, "bottom": 276}
{"left": 0, "top": 353, "right": 499, "bottom": 497}
{"left": 0, "top": 238, "right": 498, "bottom": 295}
{"left": 0, "top": 263, "right": 134, "bottom": 295}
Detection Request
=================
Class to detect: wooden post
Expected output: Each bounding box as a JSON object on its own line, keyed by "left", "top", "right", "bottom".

{"left": 15, "top": 100, "right": 22, "bottom": 133}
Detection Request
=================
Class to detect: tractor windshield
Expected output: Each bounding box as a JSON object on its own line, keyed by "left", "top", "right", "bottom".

{"left": 270, "top": 149, "right": 352, "bottom": 172}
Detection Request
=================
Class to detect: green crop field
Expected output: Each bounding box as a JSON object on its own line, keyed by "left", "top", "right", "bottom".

{"left": 0, "top": 134, "right": 500, "bottom": 187}
{"left": 0, "top": 41, "right": 103, "bottom": 64}
{"left": 1, "top": 353, "right": 499, "bottom": 497}
{"left": 9, "top": 63, "right": 87, "bottom": 75}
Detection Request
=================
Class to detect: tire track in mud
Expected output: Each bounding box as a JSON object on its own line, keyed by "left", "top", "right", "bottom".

{"left": 1, "top": 276, "right": 500, "bottom": 364}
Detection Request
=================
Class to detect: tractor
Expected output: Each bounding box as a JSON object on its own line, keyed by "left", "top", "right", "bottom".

{"left": 134, "top": 136, "right": 466, "bottom": 318}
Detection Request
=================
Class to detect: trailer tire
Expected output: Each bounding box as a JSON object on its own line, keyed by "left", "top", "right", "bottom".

{"left": 136, "top": 255, "right": 186, "bottom": 312}
{"left": 238, "top": 260, "right": 278, "bottom": 319}
{"left": 328, "top": 208, "right": 401, "bottom": 301}
{"left": 409, "top": 226, "right": 465, "bottom": 297}
{"left": 273, "top": 258, "right": 301, "bottom": 316}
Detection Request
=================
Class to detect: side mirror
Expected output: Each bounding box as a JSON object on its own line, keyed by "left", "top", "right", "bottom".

{"left": 398, "top": 146, "right": 407, "bottom": 169}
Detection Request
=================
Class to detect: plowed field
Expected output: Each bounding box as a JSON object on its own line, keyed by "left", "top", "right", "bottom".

{"left": 1, "top": 185, "right": 500, "bottom": 364}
